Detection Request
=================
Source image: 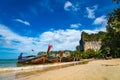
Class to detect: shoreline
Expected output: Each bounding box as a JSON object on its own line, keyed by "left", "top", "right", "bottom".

{"left": 1, "top": 59, "right": 120, "bottom": 80}
{"left": 0, "top": 59, "right": 93, "bottom": 80}
{"left": 16, "top": 58, "right": 120, "bottom": 80}
{"left": 0, "top": 59, "right": 92, "bottom": 73}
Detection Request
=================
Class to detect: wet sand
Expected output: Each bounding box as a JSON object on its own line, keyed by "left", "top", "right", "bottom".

{"left": 15, "top": 59, "right": 120, "bottom": 80}
{"left": 0, "top": 59, "right": 90, "bottom": 80}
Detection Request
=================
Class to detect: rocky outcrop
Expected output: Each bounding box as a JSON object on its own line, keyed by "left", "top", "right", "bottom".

{"left": 84, "top": 41, "right": 101, "bottom": 51}
{"left": 80, "top": 39, "right": 101, "bottom": 51}
{"left": 79, "top": 31, "right": 104, "bottom": 51}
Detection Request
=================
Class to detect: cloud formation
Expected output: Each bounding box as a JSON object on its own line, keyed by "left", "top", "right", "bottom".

{"left": 64, "top": 1, "right": 79, "bottom": 12}
{"left": 82, "top": 26, "right": 106, "bottom": 34}
{"left": 64, "top": 1, "right": 72, "bottom": 10}
{"left": 0, "top": 24, "right": 81, "bottom": 53}
{"left": 40, "top": 29, "right": 81, "bottom": 50}
{"left": 86, "top": 5, "right": 98, "bottom": 19}
{"left": 14, "top": 19, "right": 30, "bottom": 26}
{"left": 0, "top": 24, "right": 34, "bottom": 52}
{"left": 93, "top": 15, "right": 107, "bottom": 25}
{"left": 93, "top": 15, "right": 107, "bottom": 31}
{"left": 0, "top": 24, "right": 106, "bottom": 55}
{"left": 70, "top": 23, "right": 82, "bottom": 29}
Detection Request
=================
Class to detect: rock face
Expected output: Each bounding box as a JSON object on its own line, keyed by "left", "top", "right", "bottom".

{"left": 84, "top": 41, "right": 101, "bottom": 51}
{"left": 79, "top": 37, "right": 84, "bottom": 51}
{"left": 79, "top": 31, "right": 103, "bottom": 51}
{"left": 80, "top": 39, "right": 101, "bottom": 51}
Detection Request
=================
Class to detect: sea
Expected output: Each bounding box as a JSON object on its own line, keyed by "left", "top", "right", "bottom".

{"left": 0, "top": 59, "right": 17, "bottom": 68}
{"left": 0, "top": 59, "right": 45, "bottom": 68}
{"left": 0, "top": 59, "right": 22, "bottom": 80}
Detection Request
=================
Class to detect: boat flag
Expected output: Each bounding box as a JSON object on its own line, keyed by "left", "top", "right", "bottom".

{"left": 46, "top": 44, "right": 53, "bottom": 54}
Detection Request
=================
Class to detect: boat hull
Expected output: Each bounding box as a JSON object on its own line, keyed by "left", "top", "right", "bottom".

{"left": 18, "top": 56, "right": 47, "bottom": 64}
{"left": 46, "top": 56, "right": 60, "bottom": 63}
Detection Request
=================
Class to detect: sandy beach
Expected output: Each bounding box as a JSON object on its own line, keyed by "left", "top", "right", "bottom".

{"left": 1, "top": 59, "right": 120, "bottom": 80}
{"left": 14, "top": 59, "right": 120, "bottom": 80}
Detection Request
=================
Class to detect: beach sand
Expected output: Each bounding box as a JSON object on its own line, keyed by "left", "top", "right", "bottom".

{"left": 15, "top": 59, "right": 120, "bottom": 80}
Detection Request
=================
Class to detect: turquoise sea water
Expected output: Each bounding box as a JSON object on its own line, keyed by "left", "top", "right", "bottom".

{"left": 0, "top": 59, "right": 17, "bottom": 68}
{"left": 0, "top": 59, "right": 43, "bottom": 68}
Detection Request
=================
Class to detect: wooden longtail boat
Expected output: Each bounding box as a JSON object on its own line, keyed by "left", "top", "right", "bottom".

{"left": 17, "top": 53, "right": 47, "bottom": 64}
{"left": 45, "top": 44, "right": 60, "bottom": 63}
{"left": 17, "top": 44, "right": 60, "bottom": 64}
{"left": 46, "top": 56, "right": 60, "bottom": 63}
{"left": 61, "top": 57, "right": 72, "bottom": 62}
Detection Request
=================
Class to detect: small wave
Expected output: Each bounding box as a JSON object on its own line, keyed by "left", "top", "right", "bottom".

{"left": 0, "top": 61, "right": 80, "bottom": 72}
{"left": 0, "top": 59, "right": 91, "bottom": 73}
{"left": 0, "top": 65, "right": 44, "bottom": 72}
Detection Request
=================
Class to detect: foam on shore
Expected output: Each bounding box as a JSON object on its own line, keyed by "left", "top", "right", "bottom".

{"left": 0, "top": 59, "right": 91, "bottom": 73}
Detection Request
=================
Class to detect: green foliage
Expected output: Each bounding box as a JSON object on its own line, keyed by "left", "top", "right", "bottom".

{"left": 76, "top": 45, "right": 80, "bottom": 51}
{"left": 70, "top": 51, "right": 81, "bottom": 57}
{"left": 95, "top": 50, "right": 103, "bottom": 58}
{"left": 85, "top": 49, "right": 95, "bottom": 58}
{"left": 87, "top": 49, "right": 103, "bottom": 59}
{"left": 81, "top": 31, "right": 106, "bottom": 41}
{"left": 80, "top": 8, "right": 120, "bottom": 58}
{"left": 81, "top": 52, "right": 89, "bottom": 59}
{"left": 101, "top": 8, "right": 120, "bottom": 58}
{"left": 81, "top": 49, "right": 103, "bottom": 59}
{"left": 70, "top": 49, "right": 102, "bottom": 59}
{"left": 116, "top": 48, "right": 120, "bottom": 57}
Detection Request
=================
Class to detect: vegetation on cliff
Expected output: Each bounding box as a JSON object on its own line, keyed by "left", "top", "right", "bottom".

{"left": 77, "top": 8, "right": 120, "bottom": 59}
{"left": 81, "top": 31, "right": 106, "bottom": 41}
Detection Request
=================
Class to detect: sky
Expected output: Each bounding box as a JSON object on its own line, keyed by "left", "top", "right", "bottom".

{"left": 0, "top": 0, "right": 120, "bottom": 59}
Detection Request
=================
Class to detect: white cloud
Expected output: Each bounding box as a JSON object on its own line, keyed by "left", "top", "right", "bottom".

{"left": 0, "top": 24, "right": 106, "bottom": 55}
{"left": 0, "top": 24, "right": 81, "bottom": 53}
{"left": 70, "top": 23, "right": 82, "bottom": 29}
{"left": 64, "top": 1, "right": 80, "bottom": 12}
{"left": 93, "top": 16, "right": 107, "bottom": 25}
{"left": 64, "top": 1, "right": 72, "bottom": 11}
{"left": 14, "top": 19, "right": 30, "bottom": 26}
{"left": 93, "top": 16, "right": 107, "bottom": 32}
{"left": 86, "top": 5, "right": 98, "bottom": 19}
{"left": 0, "top": 24, "right": 37, "bottom": 53}
{"left": 82, "top": 26, "right": 106, "bottom": 34}
{"left": 40, "top": 29, "right": 81, "bottom": 50}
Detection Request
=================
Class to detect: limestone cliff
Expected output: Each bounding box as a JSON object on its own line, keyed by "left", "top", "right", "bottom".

{"left": 84, "top": 41, "right": 101, "bottom": 51}
{"left": 79, "top": 31, "right": 105, "bottom": 51}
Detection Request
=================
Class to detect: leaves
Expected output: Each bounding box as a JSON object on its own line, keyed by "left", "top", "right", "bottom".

{"left": 81, "top": 31, "right": 106, "bottom": 41}
{"left": 101, "top": 8, "right": 120, "bottom": 58}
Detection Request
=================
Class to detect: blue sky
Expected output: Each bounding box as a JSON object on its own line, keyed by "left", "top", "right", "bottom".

{"left": 0, "top": 0, "right": 120, "bottom": 59}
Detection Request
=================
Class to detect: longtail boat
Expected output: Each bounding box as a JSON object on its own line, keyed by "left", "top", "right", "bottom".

{"left": 46, "top": 56, "right": 60, "bottom": 63}
{"left": 61, "top": 57, "right": 74, "bottom": 62}
{"left": 17, "top": 44, "right": 60, "bottom": 64}
{"left": 45, "top": 44, "right": 60, "bottom": 63}
{"left": 17, "top": 53, "right": 47, "bottom": 64}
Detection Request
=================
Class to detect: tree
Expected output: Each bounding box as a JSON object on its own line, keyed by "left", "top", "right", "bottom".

{"left": 85, "top": 49, "right": 95, "bottom": 58}
{"left": 95, "top": 50, "right": 102, "bottom": 58}
{"left": 101, "top": 8, "right": 120, "bottom": 58}
{"left": 76, "top": 45, "right": 80, "bottom": 51}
